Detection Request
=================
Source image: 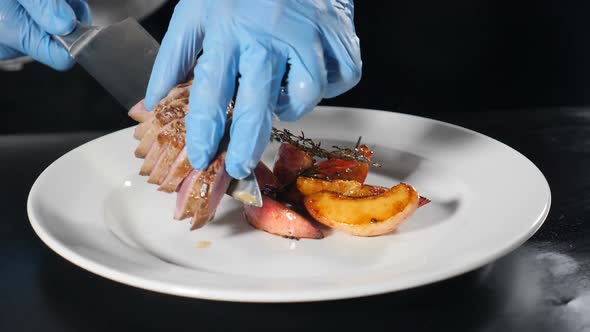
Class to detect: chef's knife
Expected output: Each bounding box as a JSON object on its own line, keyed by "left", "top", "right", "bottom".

{"left": 226, "top": 172, "right": 263, "bottom": 207}
{"left": 53, "top": 18, "right": 158, "bottom": 110}
{"left": 53, "top": 18, "right": 263, "bottom": 207}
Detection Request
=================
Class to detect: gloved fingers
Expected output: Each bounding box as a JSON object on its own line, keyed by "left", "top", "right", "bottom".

{"left": 186, "top": 43, "right": 239, "bottom": 170}
{"left": 144, "top": 0, "right": 205, "bottom": 111}
{"left": 322, "top": 42, "right": 362, "bottom": 98}
{"left": 5, "top": 3, "right": 75, "bottom": 70}
{"left": 226, "top": 44, "right": 286, "bottom": 179}
{"left": 321, "top": 35, "right": 362, "bottom": 98}
{"left": 275, "top": 33, "right": 327, "bottom": 121}
{"left": 66, "top": 0, "right": 92, "bottom": 25}
{"left": 16, "top": 0, "right": 76, "bottom": 35}
{"left": 321, "top": 2, "right": 362, "bottom": 98}
{"left": 0, "top": 44, "right": 24, "bottom": 60}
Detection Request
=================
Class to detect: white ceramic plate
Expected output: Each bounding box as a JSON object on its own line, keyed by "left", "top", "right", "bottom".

{"left": 27, "top": 107, "right": 551, "bottom": 302}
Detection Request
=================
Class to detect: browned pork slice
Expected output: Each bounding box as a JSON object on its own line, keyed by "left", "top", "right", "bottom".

{"left": 128, "top": 100, "right": 152, "bottom": 140}
{"left": 159, "top": 147, "right": 192, "bottom": 192}
{"left": 174, "top": 169, "right": 202, "bottom": 220}
{"left": 128, "top": 80, "right": 192, "bottom": 123}
{"left": 128, "top": 100, "right": 152, "bottom": 123}
{"left": 173, "top": 150, "right": 231, "bottom": 225}
{"left": 134, "top": 119, "right": 152, "bottom": 140}
{"left": 174, "top": 115, "right": 233, "bottom": 229}
{"left": 130, "top": 80, "right": 237, "bottom": 230}
{"left": 135, "top": 97, "right": 189, "bottom": 158}
{"left": 140, "top": 141, "right": 165, "bottom": 175}
{"left": 134, "top": 82, "right": 192, "bottom": 155}
{"left": 148, "top": 119, "right": 186, "bottom": 184}
{"left": 190, "top": 151, "right": 232, "bottom": 230}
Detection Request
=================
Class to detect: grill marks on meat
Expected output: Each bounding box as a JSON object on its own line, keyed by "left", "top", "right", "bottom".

{"left": 129, "top": 81, "right": 235, "bottom": 231}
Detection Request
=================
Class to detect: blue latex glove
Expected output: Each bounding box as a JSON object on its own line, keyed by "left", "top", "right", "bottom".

{"left": 145, "top": 0, "right": 362, "bottom": 179}
{"left": 0, "top": 0, "right": 92, "bottom": 70}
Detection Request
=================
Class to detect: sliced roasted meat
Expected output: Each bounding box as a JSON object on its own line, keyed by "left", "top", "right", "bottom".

{"left": 134, "top": 119, "right": 152, "bottom": 140}
{"left": 128, "top": 80, "right": 192, "bottom": 123}
{"left": 174, "top": 169, "right": 202, "bottom": 220}
{"left": 149, "top": 119, "right": 186, "bottom": 184}
{"left": 135, "top": 98, "right": 189, "bottom": 158}
{"left": 190, "top": 151, "right": 232, "bottom": 229}
{"left": 128, "top": 100, "right": 152, "bottom": 123}
{"left": 159, "top": 147, "right": 192, "bottom": 193}
{"left": 173, "top": 150, "right": 231, "bottom": 226}
{"left": 175, "top": 110, "right": 233, "bottom": 228}
{"left": 130, "top": 81, "right": 238, "bottom": 231}
{"left": 140, "top": 141, "right": 165, "bottom": 175}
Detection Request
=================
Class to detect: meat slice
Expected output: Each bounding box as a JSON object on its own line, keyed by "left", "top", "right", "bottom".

{"left": 130, "top": 80, "right": 237, "bottom": 231}
{"left": 135, "top": 98, "right": 189, "bottom": 158}
{"left": 134, "top": 119, "right": 152, "bottom": 140}
{"left": 174, "top": 150, "right": 230, "bottom": 223}
{"left": 176, "top": 166, "right": 230, "bottom": 225}
{"left": 140, "top": 141, "right": 165, "bottom": 176}
{"left": 190, "top": 151, "right": 232, "bottom": 229}
{"left": 129, "top": 81, "right": 193, "bottom": 140}
{"left": 128, "top": 100, "right": 152, "bottom": 123}
{"left": 174, "top": 169, "right": 202, "bottom": 220}
{"left": 128, "top": 100, "right": 153, "bottom": 140}
{"left": 148, "top": 119, "right": 186, "bottom": 185}
{"left": 174, "top": 107, "right": 233, "bottom": 228}
{"left": 159, "top": 147, "right": 192, "bottom": 192}
{"left": 146, "top": 80, "right": 192, "bottom": 117}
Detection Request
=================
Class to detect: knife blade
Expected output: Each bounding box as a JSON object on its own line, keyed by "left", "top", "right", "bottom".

{"left": 53, "top": 18, "right": 263, "bottom": 207}
{"left": 226, "top": 173, "right": 263, "bottom": 208}
{"left": 53, "top": 18, "right": 159, "bottom": 110}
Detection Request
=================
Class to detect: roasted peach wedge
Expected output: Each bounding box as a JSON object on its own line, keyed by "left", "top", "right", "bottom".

{"left": 296, "top": 176, "right": 387, "bottom": 197}
{"left": 297, "top": 176, "right": 430, "bottom": 207}
{"left": 303, "top": 183, "right": 419, "bottom": 237}
{"left": 244, "top": 196, "right": 324, "bottom": 239}
{"left": 313, "top": 159, "right": 369, "bottom": 183}
{"left": 310, "top": 145, "right": 374, "bottom": 183}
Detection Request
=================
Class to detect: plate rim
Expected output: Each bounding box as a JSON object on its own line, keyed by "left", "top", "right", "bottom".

{"left": 27, "top": 106, "right": 552, "bottom": 302}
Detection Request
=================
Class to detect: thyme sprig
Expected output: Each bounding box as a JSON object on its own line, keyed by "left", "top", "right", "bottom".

{"left": 270, "top": 127, "right": 380, "bottom": 167}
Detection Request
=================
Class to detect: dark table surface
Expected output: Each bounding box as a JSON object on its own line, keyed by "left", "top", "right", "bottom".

{"left": 2, "top": 2, "right": 590, "bottom": 332}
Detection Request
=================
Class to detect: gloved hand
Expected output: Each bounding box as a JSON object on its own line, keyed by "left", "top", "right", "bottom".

{"left": 145, "top": 0, "right": 362, "bottom": 179}
{"left": 0, "top": 0, "right": 92, "bottom": 70}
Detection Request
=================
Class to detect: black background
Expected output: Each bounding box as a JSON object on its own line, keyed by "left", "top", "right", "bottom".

{"left": 1, "top": 0, "right": 589, "bottom": 133}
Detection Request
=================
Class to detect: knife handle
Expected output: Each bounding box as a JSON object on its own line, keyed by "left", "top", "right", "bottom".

{"left": 53, "top": 21, "right": 101, "bottom": 56}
